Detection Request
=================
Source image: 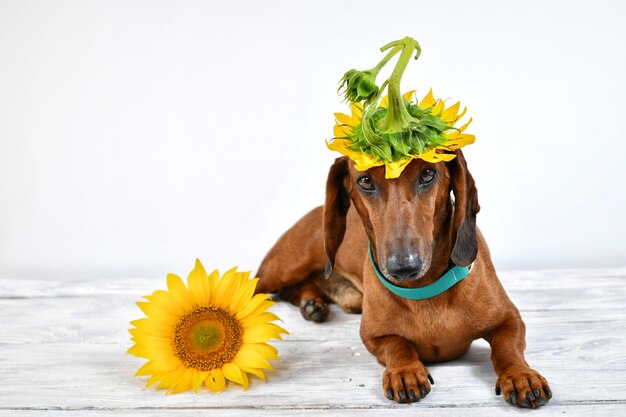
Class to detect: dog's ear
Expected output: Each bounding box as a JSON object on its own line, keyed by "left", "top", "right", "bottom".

{"left": 323, "top": 157, "right": 351, "bottom": 278}
{"left": 449, "top": 150, "right": 480, "bottom": 266}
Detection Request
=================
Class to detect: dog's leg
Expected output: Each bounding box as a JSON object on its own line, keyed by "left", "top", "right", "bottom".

{"left": 362, "top": 334, "right": 433, "bottom": 404}
{"left": 485, "top": 315, "right": 552, "bottom": 408}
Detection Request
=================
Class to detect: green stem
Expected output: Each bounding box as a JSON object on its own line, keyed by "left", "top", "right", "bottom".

{"left": 370, "top": 45, "right": 402, "bottom": 75}
{"left": 380, "top": 37, "right": 421, "bottom": 131}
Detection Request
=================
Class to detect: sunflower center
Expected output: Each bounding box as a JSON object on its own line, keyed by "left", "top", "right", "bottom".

{"left": 190, "top": 321, "right": 223, "bottom": 351}
{"left": 173, "top": 306, "right": 242, "bottom": 371}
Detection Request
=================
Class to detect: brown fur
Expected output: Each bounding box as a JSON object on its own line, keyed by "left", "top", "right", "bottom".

{"left": 256, "top": 151, "right": 552, "bottom": 408}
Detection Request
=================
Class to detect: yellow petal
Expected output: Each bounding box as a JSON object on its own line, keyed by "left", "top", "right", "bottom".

{"left": 243, "top": 323, "right": 287, "bottom": 344}
{"left": 166, "top": 273, "right": 195, "bottom": 311}
{"left": 234, "top": 345, "right": 273, "bottom": 370}
{"left": 453, "top": 106, "right": 467, "bottom": 124}
{"left": 240, "top": 299, "right": 276, "bottom": 322}
{"left": 135, "top": 357, "right": 181, "bottom": 378}
{"left": 170, "top": 368, "right": 195, "bottom": 395}
{"left": 205, "top": 269, "right": 220, "bottom": 304}
{"left": 403, "top": 90, "right": 416, "bottom": 101}
{"left": 350, "top": 103, "right": 363, "bottom": 119}
{"left": 205, "top": 368, "right": 226, "bottom": 391}
{"left": 144, "top": 290, "right": 185, "bottom": 316}
{"left": 419, "top": 88, "right": 436, "bottom": 109}
{"left": 441, "top": 101, "right": 460, "bottom": 123}
{"left": 222, "top": 363, "right": 249, "bottom": 390}
{"left": 145, "top": 364, "right": 184, "bottom": 389}
{"left": 236, "top": 293, "right": 274, "bottom": 319}
{"left": 419, "top": 149, "right": 443, "bottom": 163}
{"left": 240, "top": 365, "right": 266, "bottom": 381}
{"left": 419, "top": 149, "right": 457, "bottom": 162}
{"left": 326, "top": 138, "right": 349, "bottom": 151}
{"left": 442, "top": 134, "right": 476, "bottom": 149}
{"left": 352, "top": 154, "right": 384, "bottom": 172}
{"left": 384, "top": 158, "right": 413, "bottom": 179}
{"left": 456, "top": 117, "right": 473, "bottom": 133}
{"left": 136, "top": 301, "right": 177, "bottom": 326}
{"left": 127, "top": 343, "right": 147, "bottom": 357}
{"left": 241, "top": 312, "right": 282, "bottom": 328}
{"left": 146, "top": 372, "right": 163, "bottom": 388}
{"left": 192, "top": 370, "right": 209, "bottom": 393}
{"left": 333, "top": 123, "right": 352, "bottom": 138}
{"left": 129, "top": 325, "right": 166, "bottom": 340}
{"left": 187, "top": 259, "right": 208, "bottom": 306}
{"left": 131, "top": 334, "right": 173, "bottom": 352}
{"left": 326, "top": 139, "right": 362, "bottom": 161}
{"left": 213, "top": 267, "right": 241, "bottom": 310}
{"left": 334, "top": 112, "right": 359, "bottom": 127}
{"left": 229, "top": 276, "right": 259, "bottom": 314}
{"left": 431, "top": 99, "right": 445, "bottom": 116}
{"left": 135, "top": 361, "right": 156, "bottom": 377}
{"left": 434, "top": 153, "right": 457, "bottom": 162}
{"left": 247, "top": 342, "right": 279, "bottom": 361}
{"left": 329, "top": 137, "right": 384, "bottom": 171}
{"left": 130, "top": 318, "right": 172, "bottom": 338}
{"left": 157, "top": 366, "right": 186, "bottom": 390}
{"left": 130, "top": 345, "right": 181, "bottom": 371}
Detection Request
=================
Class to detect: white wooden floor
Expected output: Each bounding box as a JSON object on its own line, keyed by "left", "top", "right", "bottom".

{"left": 1, "top": 268, "right": 625, "bottom": 417}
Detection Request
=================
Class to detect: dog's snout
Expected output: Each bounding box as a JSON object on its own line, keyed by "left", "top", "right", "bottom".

{"left": 386, "top": 249, "right": 422, "bottom": 281}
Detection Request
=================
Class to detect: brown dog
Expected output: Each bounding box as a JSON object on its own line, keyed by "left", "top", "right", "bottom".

{"left": 256, "top": 151, "right": 552, "bottom": 408}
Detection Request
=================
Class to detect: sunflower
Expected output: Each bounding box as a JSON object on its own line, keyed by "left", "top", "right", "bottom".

{"left": 327, "top": 88, "right": 475, "bottom": 178}
{"left": 128, "top": 260, "right": 287, "bottom": 394}
{"left": 327, "top": 36, "right": 476, "bottom": 179}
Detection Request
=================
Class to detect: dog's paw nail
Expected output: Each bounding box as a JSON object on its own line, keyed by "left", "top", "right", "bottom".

{"left": 544, "top": 386, "right": 553, "bottom": 399}
{"left": 527, "top": 391, "right": 535, "bottom": 402}
{"left": 419, "top": 384, "right": 428, "bottom": 398}
{"left": 519, "top": 398, "right": 533, "bottom": 408}
{"left": 386, "top": 388, "right": 394, "bottom": 400}
{"left": 398, "top": 390, "right": 406, "bottom": 403}
{"left": 408, "top": 390, "right": 418, "bottom": 402}
{"left": 509, "top": 391, "right": 517, "bottom": 406}
{"left": 495, "top": 386, "right": 501, "bottom": 395}
{"left": 533, "top": 389, "right": 540, "bottom": 399}
{"left": 427, "top": 374, "right": 434, "bottom": 385}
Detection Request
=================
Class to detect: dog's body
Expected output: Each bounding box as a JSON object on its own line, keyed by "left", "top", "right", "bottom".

{"left": 256, "top": 153, "right": 551, "bottom": 408}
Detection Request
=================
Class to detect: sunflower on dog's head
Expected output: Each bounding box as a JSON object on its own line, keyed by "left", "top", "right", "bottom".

{"left": 326, "top": 36, "right": 475, "bottom": 179}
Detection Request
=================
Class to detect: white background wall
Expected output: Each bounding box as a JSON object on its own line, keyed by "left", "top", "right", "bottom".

{"left": 1, "top": 0, "right": 625, "bottom": 280}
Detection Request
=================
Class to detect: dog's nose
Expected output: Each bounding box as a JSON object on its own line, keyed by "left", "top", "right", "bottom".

{"left": 386, "top": 250, "right": 422, "bottom": 281}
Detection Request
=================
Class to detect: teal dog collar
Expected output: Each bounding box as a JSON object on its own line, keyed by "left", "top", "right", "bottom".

{"left": 368, "top": 243, "right": 471, "bottom": 300}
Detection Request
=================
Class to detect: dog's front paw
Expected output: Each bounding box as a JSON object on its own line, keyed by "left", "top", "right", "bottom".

{"left": 299, "top": 297, "right": 329, "bottom": 323}
{"left": 383, "top": 362, "right": 434, "bottom": 404}
{"left": 496, "top": 365, "right": 552, "bottom": 408}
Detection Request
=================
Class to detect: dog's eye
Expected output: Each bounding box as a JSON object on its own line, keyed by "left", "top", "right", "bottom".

{"left": 419, "top": 168, "right": 437, "bottom": 185}
{"left": 357, "top": 176, "right": 376, "bottom": 192}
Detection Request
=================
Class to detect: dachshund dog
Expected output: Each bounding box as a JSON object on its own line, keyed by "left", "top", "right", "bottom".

{"left": 256, "top": 151, "right": 552, "bottom": 408}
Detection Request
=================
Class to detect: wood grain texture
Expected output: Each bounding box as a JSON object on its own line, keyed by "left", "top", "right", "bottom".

{"left": 0, "top": 268, "right": 625, "bottom": 416}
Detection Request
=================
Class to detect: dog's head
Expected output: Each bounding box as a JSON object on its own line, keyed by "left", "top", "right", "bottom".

{"left": 323, "top": 151, "right": 479, "bottom": 283}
